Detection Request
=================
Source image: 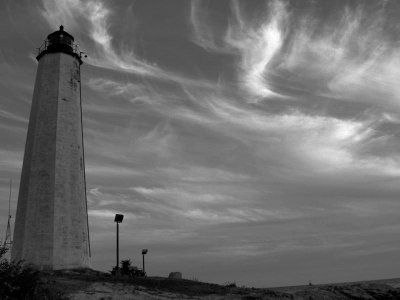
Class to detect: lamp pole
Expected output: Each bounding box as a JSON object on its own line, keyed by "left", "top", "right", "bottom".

{"left": 114, "top": 214, "right": 124, "bottom": 272}
{"left": 116, "top": 222, "right": 119, "bottom": 270}
{"left": 142, "top": 249, "right": 148, "bottom": 275}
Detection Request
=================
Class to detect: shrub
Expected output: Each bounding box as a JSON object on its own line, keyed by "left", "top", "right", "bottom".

{"left": 225, "top": 281, "right": 237, "bottom": 288}
{"left": 110, "top": 259, "right": 146, "bottom": 277}
{"left": 0, "top": 246, "right": 65, "bottom": 299}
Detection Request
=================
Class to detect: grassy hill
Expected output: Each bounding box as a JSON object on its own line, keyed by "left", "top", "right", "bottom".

{"left": 40, "top": 269, "right": 400, "bottom": 299}
{"left": 1, "top": 245, "right": 399, "bottom": 300}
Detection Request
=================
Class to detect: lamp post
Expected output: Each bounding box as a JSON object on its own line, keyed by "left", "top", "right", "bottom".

{"left": 142, "top": 249, "right": 148, "bottom": 275}
{"left": 114, "top": 214, "right": 124, "bottom": 272}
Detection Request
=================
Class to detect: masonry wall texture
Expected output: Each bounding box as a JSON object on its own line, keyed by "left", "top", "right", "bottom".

{"left": 12, "top": 51, "right": 90, "bottom": 269}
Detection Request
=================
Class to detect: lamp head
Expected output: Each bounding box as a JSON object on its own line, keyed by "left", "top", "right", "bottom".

{"left": 142, "top": 249, "right": 148, "bottom": 255}
{"left": 114, "top": 214, "right": 124, "bottom": 223}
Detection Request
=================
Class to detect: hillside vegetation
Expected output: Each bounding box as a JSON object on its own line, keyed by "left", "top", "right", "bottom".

{"left": 2, "top": 247, "right": 400, "bottom": 299}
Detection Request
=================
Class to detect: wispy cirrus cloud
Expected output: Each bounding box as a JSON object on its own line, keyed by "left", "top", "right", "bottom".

{"left": 189, "top": 1, "right": 234, "bottom": 54}
{"left": 85, "top": 73, "right": 400, "bottom": 181}
{"left": 87, "top": 78, "right": 152, "bottom": 103}
{"left": 0, "top": 108, "right": 28, "bottom": 124}
{"left": 225, "top": 0, "right": 289, "bottom": 100}
{"left": 22, "top": 0, "right": 400, "bottom": 285}
{"left": 40, "top": 0, "right": 217, "bottom": 89}
{"left": 0, "top": 150, "right": 23, "bottom": 171}
{"left": 197, "top": 92, "right": 400, "bottom": 177}
{"left": 132, "top": 186, "right": 235, "bottom": 205}
{"left": 190, "top": 0, "right": 290, "bottom": 101}
{"left": 280, "top": 3, "right": 400, "bottom": 109}
{"left": 85, "top": 164, "right": 144, "bottom": 178}
{"left": 156, "top": 166, "right": 250, "bottom": 183}
{"left": 40, "top": 0, "right": 159, "bottom": 76}
{"left": 190, "top": 0, "right": 400, "bottom": 110}
{"left": 132, "top": 185, "right": 301, "bottom": 225}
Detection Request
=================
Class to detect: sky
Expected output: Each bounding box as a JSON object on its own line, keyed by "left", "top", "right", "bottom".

{"left": 1, "top": 0, "right": 400, "bottom": 288}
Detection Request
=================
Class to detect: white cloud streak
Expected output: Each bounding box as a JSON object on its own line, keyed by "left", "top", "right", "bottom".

{"left": 189, "top": 1, "right": 232, "bottom": 54}
{"left": 0, "top": 150, "right": 23, "bottom": 171}
{"left": 0, "top": 108, "right": 28, "bottom": 124}
{"left": 40, "top": 0, "right": 158, "bottom": 75}
{"left": 132, "top": 185, "right": 300, "bottom": 224}
{"left": 86, "top": 72, "right": 400, "bottom": 179}
{"left": 40, "top": 0, "right": 216, "bottom": 89}
{"left": 201, "top": 93, "right": 400, "bottom": 176}
{"left": 87, "top": 78, "right": 152, "bottom": 103}
{"left": 190, "top": 0, "right": 290, "bottom": 101}
{"left": 281, "top": 4, "right": 400, "bottom": 109}
{"left": 190, "top": 1, "right": 400, "bottom": 109}
{"left": 225, "top": 0, "right": 289, "bottom": 100}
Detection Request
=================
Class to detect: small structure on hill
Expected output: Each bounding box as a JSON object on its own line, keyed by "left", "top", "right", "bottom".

{"left": 168, "top": 272, "right": 182, "bottom": 279}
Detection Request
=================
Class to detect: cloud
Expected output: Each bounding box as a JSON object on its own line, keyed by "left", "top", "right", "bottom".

{"left": 0, "top": 108, "right": 28, "bottom": 124}
{"left": 157, "top": 166, "right": 250, "bottom": 183}
{"left": 75, "top": 8, "right": 400, "bottom": 205}
{"left": 329, "top": 50, "right": 400, "bottom": 109}
{"left": 203, "top": 93, "right": 400, "bottom": 177}
{"left": 85, "top": 165, "right": 144, "bottom": 178}
{"left": 190, "top": 0, "right": 400, "bottom": 108}
{"left": 2, "top": 0, "right": 399, "bottom": 286}
{"left": 190, "top": 0, "right": 290, "bottom": 101}
{"left": 189, "top": 1, "right": 234, "bottom": 54}
{"left": 0, "top": 150, "right": 23, "bottom": 171}
{"left": 225, "top": 0, "right": 289, "bottom": 100}
{"left": 40, "top": 0, "right": 158, "bottom": 75}
{"left": 280, "top": 3, "right": 400, "bottom": 109}
{"left": 131, "top": 184, "right": 303, "bottom": 225}
{"left": 86, "top": 75, "right": 399, "bottom": 183}
{"left": 89, "top": 209, "right": 136, "bottom": 219}
{"left": 132, "top": 186, "right": 235, "bottom": 205}
{"left": 39, "top": 0, "right": 81, "bottom": 31}
{"left": 40, "top": 0, "right": 217, "bottom": 89}
{"left": 86, "top": 77, "right": 220, "bottom": 129}
{"left": 87, "top": 78, "right": 152, "bottom": 103}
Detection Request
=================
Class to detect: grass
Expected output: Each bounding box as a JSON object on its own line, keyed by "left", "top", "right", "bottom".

{"left": 2, "top": 261, "right": 400, "bottom": 299}
{"left": 44, "top": 269, "right": 237, "bottom": 297}
{"left": 39, "top": 269, "right": 400, "bottom": 299}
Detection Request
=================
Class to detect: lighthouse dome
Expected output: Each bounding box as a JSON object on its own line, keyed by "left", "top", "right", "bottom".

{"left": 46, "top": 25, "right": 74, "bottom": 53}
{"left": 36, "top": 26, "right": 82, "bottom": 64}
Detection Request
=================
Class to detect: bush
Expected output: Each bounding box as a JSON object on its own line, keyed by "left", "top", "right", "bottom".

{"left": 0, "top": 246, "right": 65, "bottom": 299}
{"left": 110, "top": 259, "right": 146, "bottom": 277}
{"left": 225, "top": 281, "right": 237, "bottom": 288}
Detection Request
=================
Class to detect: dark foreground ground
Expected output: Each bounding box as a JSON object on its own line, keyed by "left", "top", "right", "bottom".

{"left": 40, "top": 269, "right": 400, "bottom": 299}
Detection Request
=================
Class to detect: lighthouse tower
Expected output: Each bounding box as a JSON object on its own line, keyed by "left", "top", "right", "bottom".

{"left": 12, "top": 26, "right": 90, "bottom": 269}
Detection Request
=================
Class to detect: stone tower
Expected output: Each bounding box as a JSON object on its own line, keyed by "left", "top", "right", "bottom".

{"left": 12, "top": 26, "right": 90, "bottom": 269}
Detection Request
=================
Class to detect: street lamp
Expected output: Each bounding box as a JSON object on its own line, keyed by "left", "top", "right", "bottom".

{"left": 142, "top": 248, "right": 148, "bottom": 275}
{"left": 114, "top": 214, "right": 124, "bottom": 272}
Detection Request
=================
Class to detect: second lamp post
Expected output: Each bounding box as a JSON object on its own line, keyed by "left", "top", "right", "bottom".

{"left": 114, "top": 214, "right": 124, "bottom": 271}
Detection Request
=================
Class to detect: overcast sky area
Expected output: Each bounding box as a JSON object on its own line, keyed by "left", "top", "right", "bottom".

{"left": 1, "top": 0, "right": 400, "bottom": 288}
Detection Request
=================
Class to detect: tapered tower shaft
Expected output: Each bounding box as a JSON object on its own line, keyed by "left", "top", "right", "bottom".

{"left": 12, "top": 26, "right": 90, "bottom": 269}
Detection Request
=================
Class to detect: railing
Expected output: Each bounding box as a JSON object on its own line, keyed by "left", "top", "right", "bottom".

{"left": 37, "top": 40, "right": 84, "bottom": 58}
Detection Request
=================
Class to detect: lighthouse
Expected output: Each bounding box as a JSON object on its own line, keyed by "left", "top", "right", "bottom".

{"left": 12, "top": 26, "right": 90, "bottom": 269}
